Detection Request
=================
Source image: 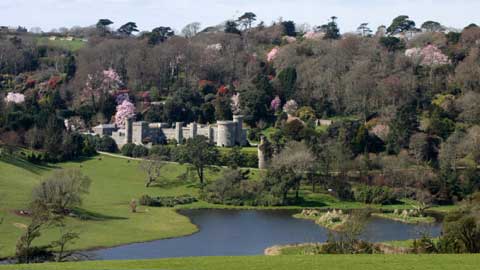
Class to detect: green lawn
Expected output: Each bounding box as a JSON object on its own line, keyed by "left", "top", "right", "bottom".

{"left": 1, "top": 255, "right": 480, "bottom": 270}
{"left": 36, "top": 37, "right": 86, "bottom": 51}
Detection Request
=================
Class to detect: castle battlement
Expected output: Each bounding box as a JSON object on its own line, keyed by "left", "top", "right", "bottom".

{"left": 93, "top": 116, "right": 247, "bottom": 148}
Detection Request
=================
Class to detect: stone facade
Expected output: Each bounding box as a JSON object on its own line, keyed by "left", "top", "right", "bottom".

{"left": 93, "top": 116, "right": 248, "bottom": 148}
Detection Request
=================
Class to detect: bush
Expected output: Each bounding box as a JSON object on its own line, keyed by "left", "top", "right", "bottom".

{"left": 354, "top": 185, "right": 397, "bottom": 205}
{"left": 121, "top": 143, "right": 136, "bottom": 157}
{"left": 200, "top": 169, "right": 263, "bottom": 206}
{"left": 96, "top": 136, "right": 118, "bottom": 153}
{"left": 149, "top": 145, "right": 172, "bottom": 159}
{"left": 138, "top": 194, "right": 197, "bottom": 207}
{"left": 132, "top": 145, "right": 149, "bottom": 157}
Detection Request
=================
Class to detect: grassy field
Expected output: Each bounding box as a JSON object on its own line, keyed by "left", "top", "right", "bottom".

{"left": 36, "top": 37, "right": 86, "bottom": 51}
{"left": 0, "top": 153, "right": 454, "bottom": 258}
{"left": 1, "top": 255, "right": 480, "bottom": 270}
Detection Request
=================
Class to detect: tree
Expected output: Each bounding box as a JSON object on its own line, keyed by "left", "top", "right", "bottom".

{"left": 264, "top": 141, "right": 315, "bottom": 203}
{"left": 117, "top": 22, "right": 139, "bottom": 36}
{"left": 178, "top": 136, "right": 219, "bottom": 185}
{"left": 139, "top": 155, "right": 166, "bottom": 187}
{"left": 277, "top": 67, "right": 297, "bottom": 100}
{"left": 421, "top": 21, "right": 443, "bottom": 32}
{"left": 32, "top": 169, "right": 91, "bottom": 214}
{"left": 181, "top": 22, "right": 201, "bottom": 38}
{"left": 282, "top": 21, "right": 296, "bottom": 37}
{"left": 357, "top": 23, "right": 372, "bottom": 37}
{"left": 238, "top": 12, "right": 257, "bottom": 30}
{"left": 225, "top": 20, "right": 241, "bottom": 35}
{"left": 96, "top": 19, "right": 113, "bottom": 36}
{"left": 379, "top": 36, "right": 405, "bottom": 51}
{"left": 387, "top": 15, "right": 415, "bottom": 35}
{"left": 317, "top": 16, "right": 340, "bottom": 39}
{"left": 145, "top": 26, "right": 174, "bottom": 45}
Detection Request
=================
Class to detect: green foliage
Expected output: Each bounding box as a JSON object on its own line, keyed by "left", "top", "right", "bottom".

{"left": 131, "top": 145, "right": 149, "bottom": 158}
{"left": 387, "top": 15, "right": 416, "bottom": 34}
{"left": 138, "top": 194, "right": 197, "bottom": 207}
{"left": 379, "top": 36, "right": 405, "bottom": 51}
{"left": 96, "top": 136, "right": 118, "bottom": 153}
{"left": 354, "top": 185, "right": 397, "bottom": 205}
{"left": 201, "top": 169, "right": 262, "bottom": 206}
{"left": 121, "top": 143, "right": 136, "bottom": 157}
{"left": 282, "top": 21, "right": 296, "bottom": 37}
{"left": 277, "top": 67, "right": 297, "bottom": 100}
{"left": 177, "top": 136, "right": 219, "bottom": 184}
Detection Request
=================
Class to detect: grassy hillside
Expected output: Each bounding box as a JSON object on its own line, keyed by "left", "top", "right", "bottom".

{"left": 0, "top": 154, "right": 201, "bottom": 258}
{"left": 1, "top": 255, "right": 480, "bottom": 270}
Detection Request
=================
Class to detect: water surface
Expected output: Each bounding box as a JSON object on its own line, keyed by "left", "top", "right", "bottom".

{"left": 91, "top": 209, "right": 441, "bottom": 260}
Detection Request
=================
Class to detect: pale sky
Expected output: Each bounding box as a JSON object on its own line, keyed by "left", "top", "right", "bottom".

{"left": 1, "top": 0, "right": 479, "bottom": 33}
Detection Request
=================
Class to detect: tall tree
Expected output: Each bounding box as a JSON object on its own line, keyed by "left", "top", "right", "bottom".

{"left": 387, "top": 15, "right": 415, "bottom": 35}
{"left": 117, "top": 22, "right": 139, "bottom": 36}
{"left": 181, "top": 22, "right": 201, "bottom": 38}
{"left": 96, "top": 19, "right": 113, "bottom": 36}
{"left": 178, "top": 136, "right": 219, "bottom": 185}
{"left": 238, "top": 12, "right": 257, "bottom": 30}
{"left": 225, "top": 20, "right": 241, "bottom": 35}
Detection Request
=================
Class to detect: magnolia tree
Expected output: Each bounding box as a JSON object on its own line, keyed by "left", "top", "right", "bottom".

{"left": 83, "top": 68, "right": 123, "bottom": 107}
{"left": 270, "top": 95, "right": 281, "bottom": 111}
{"left": 230, "top": 93, "right": 241, "bottom": 115}
{"left": 283, "top": 99, "right": 298, "bottom": 115}
{"left": 303, "top": 31, "right": 325, "bottom": 40}
{"left": 405, "top": 45, "right": 449, "bottom": 66}
{"left": 267, "top": 47, "right": 280, "bottom": 62}
{"left": 5, "top": 92, "right": 25, "bottom": 104}
{"left": 115, "top": 93, "right": 130, "bottom": 105}
{"left": 115, "top": 100, "right": 136, "bottom": 128}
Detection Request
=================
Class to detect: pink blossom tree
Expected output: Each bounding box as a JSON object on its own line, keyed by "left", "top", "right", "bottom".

{"left": 270, "top": 95, "right": 281, "bottom": 111}
{"left": 405, "top": 45, "right": 449, "bottom": 66}
{"left": 5, "top": 92, "right": 25, "bottom": 104}
{"left": 267, "top": 47, "right": 280, "bottom": 62}
{"left": 115, "top": 100, "right": 136, "bottom": 128}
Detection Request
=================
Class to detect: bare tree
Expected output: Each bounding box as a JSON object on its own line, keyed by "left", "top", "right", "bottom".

{"left": 181, "top": 22, "right": 201, "bottom": 38}
{"left": 139, "top": 154, "right": 166, "bottom": 187}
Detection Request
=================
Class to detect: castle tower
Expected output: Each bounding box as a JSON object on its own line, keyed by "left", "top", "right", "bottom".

{"left": 189, "top": 122, "right": 198, "bottom": 138}
{"left": 258, "top": 135, "right": 267, "bottom": 169}
{"left": 207, "top": 125, "right": 214, "bottom": 144}
{"left": 125, "top": 117, "right": 133, "bottom": 144}
{"left": 216, "top": 121, "right": 236, "bottom": 147}
{"left": 132, "top": 121, "right": 148, "bottom": 145}
{"left": 175, "top": 122, "right": 183, "bottom": 144}
{"left": 233, "top": 115, "right": 244, "bottom": 146}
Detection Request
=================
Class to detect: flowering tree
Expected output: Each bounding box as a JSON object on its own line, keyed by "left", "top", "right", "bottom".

{"left": 230, "top": 93, "right": 241, "bottom": 115}
{"left": 5, "top": 92, "right": 25, "bottom": 104}
{"left": 405, "top": 45, "right": 449, "bottom": 66}
{"left": 267, "top": 47, "right": 280, "bottom": 62}
{"left": 115, "top": 100, "right": 136, "bottom": 128}
{"left": 303, "top": 31, "right": 325, "bottom": 40}
{"left": 283, "top": 99, "right": 298, "bottom": 115}
{"left": 115, "top": 93, "right": 130, "bottom": 105}
{"left": 270, "top": 95, "right": 281, "bottom": 111}
{"left": 83, "top": 68, "right": 123, "bottom": 108}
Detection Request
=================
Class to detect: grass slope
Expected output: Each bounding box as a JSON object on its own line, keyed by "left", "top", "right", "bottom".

{"left": 1, "top": 255, "right": 480, "bottom": 270}
{"left": 0, "top": 155, "right": 200, "bottom": 257}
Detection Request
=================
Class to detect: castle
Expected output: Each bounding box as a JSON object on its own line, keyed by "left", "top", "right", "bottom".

{"left": 92, "top": 115, "right": 248, "bottom": 148}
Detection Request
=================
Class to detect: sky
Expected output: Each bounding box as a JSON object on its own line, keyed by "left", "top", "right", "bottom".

{"left": 1, "top": 0, "right": 479, "bottom": 33}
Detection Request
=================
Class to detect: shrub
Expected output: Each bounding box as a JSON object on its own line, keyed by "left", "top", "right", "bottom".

{"left": 121, "top": 143, "right": 136, "bottom": 157}
{"left": 96, "top": 136, "right": 118, "bottom": 153}
{"left": 132, "top": 145, "right": 149, "bottom": 157}
{"left": 138, "top": 195, "right": 197, "bottom": 207}
{"left": 354, "top": 185, "right": 397, "bottom": 205}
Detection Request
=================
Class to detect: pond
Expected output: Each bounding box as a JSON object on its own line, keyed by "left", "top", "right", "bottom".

{"left": 90, "top": 209, "right": 441, "bottom": 260}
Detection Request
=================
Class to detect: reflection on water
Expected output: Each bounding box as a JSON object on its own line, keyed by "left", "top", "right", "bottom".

{"left": 91, "top": 209, "right": 441, "bottom": 260}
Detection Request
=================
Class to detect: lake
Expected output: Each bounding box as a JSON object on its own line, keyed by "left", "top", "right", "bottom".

{"left": 90, "top": 209, "right": 441, "bottom": 260}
